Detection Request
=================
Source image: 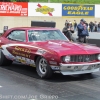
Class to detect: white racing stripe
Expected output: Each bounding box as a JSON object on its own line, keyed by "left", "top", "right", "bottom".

{"left": 1, "top": 43, "right": 50, "bottom": 54}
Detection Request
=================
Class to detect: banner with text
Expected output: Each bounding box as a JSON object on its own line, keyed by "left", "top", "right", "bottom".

{"left": 0, "top": 2, "right": 28, "bottom": 16}
{"left": 95, "top": 5, "right": 100, "bottom": 18}
{"left": 28, "top": 3, "right": 62, "bottom": 16}
{"left": 62, "top": 4, "right": 95, "bottom": 17}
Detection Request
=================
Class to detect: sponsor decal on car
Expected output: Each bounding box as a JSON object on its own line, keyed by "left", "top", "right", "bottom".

{"left": 12, "top": 46, "right": 31, "bottom": 58}
{"left": 15, "top": 56, "right": 35, "bottom": 66}
{"left": 14, "top": 46, "right": 31, "bottom": 53}
{"left": 25, "top": 58, "right": 35, "bottom": 67}
{"left": 36, "top": 49, "right": 46, "bottom": 55}
{"left": 12, "top": 50, "right": 31, "bottom": 58}
{"left": 16, "top": 56, "right": 26, "bottom": 64}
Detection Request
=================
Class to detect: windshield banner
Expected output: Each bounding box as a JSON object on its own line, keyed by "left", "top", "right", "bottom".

{"left": 0, "top": 2, "right": 28, "bottom": 16}
{"left": 62, "top": 4, "right": 95, "bottom": 17}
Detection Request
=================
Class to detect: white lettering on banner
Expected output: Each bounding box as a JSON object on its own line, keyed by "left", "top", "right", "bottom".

{"left": 0, "top": 2, "right": 28, "bottom": 16}
{"left": 8, "top": 5, "right": 22, "bottom": 11}
{"left": 0, "top": 5, "right": 5, "bottom": 10}
{"left": 0, "top": 4, "right": 22, "bottom": 11}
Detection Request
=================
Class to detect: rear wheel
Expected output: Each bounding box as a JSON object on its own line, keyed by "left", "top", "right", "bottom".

{"left": 36, "top": 56, "right": 53, "bottom": 79}
{"left": 0, "top": 50, "right": 13, "bottom": 66}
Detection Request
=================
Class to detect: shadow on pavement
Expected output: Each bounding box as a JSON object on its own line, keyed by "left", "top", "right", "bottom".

{"left": 0, "top": 62, "right": 99, "bottom": 83}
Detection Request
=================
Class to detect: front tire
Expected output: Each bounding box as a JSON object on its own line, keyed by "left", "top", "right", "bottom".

{"left": 0, "top": 50, "right": 13, "bottom": 66}
{"left": 36, "top": 56, "right": 53, "bottom": 79}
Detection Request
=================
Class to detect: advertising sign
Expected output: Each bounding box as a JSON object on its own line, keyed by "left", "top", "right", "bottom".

{"left": 0, "top": 2, "right": 28, "bottom": 16}
{"left": 28, "top": 3, "right": 62, "bottom": 16}
{"left": 95, "top": 5, "right": 100, "bottom": 18}
{"left": 62, "top": 4, "right": 95, "bottom": 17}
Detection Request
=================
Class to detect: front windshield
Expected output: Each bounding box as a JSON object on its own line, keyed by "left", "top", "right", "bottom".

{"left": 28, "top": 30, "right": 68, "bottom": 41}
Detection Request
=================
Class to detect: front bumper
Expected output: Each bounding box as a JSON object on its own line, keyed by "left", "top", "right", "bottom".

{"left": 59, "top": 62, "right": 100, "bottom": 75}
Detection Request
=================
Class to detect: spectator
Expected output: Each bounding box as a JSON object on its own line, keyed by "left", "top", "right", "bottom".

{"left": 84, "top": 21, "right": 89, "bottom": 31}
{"left": 89, "top": 21, "right": 94, "bottom": 32}
{"left": 64, "top": 20, "right": 100, "bottom": 33}
{"left": 98, "top": 22, "right": 100, "bottom": 32}
{"left": 65, "top": 20, "right": 68, "bottom": 26}
{"left": 94, "top": 21, "right": 98, "bottom": 32}
{"left": 62, "top": 22, "right": 75, "bottom": 41}
{"left": 69, "top": 21, "right": 73, "bottom": 28}
{"left": 77, "top": 19, "right": 89, "bottom": 43}
{"left": 73, "top": 20, "right": 77, "bottom": 32}
{"left": 85, "top": 21, "right": 88, "bottom": 27}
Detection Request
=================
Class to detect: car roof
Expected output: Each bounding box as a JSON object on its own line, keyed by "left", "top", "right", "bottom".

{"left": 10, "top": 27, "right": 59, "bottom": 30}
{"left": 2, "top": 27, "right": 60, "bottom": 37}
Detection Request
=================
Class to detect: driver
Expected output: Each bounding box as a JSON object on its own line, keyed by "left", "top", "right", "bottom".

{"left": 29, "top": 32, "right": 37, "bottom": 41}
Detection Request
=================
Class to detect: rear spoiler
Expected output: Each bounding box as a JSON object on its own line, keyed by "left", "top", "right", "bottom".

{"left": 31, "top": 21, "right": 56, "bottom": 28}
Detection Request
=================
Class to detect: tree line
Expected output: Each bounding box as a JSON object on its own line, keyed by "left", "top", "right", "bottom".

{"left": 0, "top": 0, "right": 29, "bottom": 2}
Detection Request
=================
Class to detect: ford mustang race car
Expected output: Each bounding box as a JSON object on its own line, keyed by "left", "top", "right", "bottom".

{"left": 0, "top": 21, "right": 100, "bottom": 79}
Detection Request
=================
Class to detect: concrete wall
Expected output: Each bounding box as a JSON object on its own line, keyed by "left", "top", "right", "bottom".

{"left": 0, "top": 16, "right": 100, "bottom": 31}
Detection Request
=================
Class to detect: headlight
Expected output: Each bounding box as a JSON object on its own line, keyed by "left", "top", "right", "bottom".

{"left": 97, "top": 54, "right": 100, "bottom": 60}
{"left": 63, "top": 56, "right": 70, "bottom": 62}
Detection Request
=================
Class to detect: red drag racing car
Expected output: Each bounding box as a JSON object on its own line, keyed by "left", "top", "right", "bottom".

{"left": 0, "top": 22, "right": 100, "bottom": 79}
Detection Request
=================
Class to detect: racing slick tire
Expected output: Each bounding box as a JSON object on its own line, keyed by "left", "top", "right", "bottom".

{"left": 0, "top": 50, "right": 13, "bottom": 66}
{"left": 36, "top": 56, "right": 53, "bottom": 79}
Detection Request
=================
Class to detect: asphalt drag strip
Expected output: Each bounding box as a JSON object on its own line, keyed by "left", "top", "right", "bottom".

{"left": 0, "top": 62, "right": 100, "bottom": 100}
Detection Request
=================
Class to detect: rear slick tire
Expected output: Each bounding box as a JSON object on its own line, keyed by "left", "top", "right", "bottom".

{"left": 0, "top": 50, "right": 12, "bottom": 66}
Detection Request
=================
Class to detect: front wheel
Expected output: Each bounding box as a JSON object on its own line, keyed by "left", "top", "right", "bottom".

{"left": 36, "top": 56, "right": 53, "bottom": 79}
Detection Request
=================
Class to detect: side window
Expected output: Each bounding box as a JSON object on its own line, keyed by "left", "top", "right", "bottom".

{"left": 7, "top": 30, "right": 26, "bottom": 42}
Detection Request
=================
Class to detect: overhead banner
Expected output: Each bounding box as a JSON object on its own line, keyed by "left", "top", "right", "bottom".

{"left": 0, "top": 2, "right": 28, "bottom": 16}
{"left": 62, "top": 4, "right": 95, "bottom": 17}
{"left": 28, "top": 3, "right": 62, "bottom": 16}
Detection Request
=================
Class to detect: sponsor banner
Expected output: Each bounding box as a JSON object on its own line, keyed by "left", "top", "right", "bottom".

{"left": 28, "top": 3, "right": 62, "bottom": 16}
{"left": 62, "top": 4, "right": 95, "bottom": 17}
{"left": 95, "top": 5, "right": 100, "bottom": 18}
{"left": 0, "top": 2, "right": 28, "bottom": 16}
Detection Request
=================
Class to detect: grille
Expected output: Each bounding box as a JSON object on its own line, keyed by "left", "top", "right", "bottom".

{"left": 70, "top": 54, "right": 98, "bottom": 62}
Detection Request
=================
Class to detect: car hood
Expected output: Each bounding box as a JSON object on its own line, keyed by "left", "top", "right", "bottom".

{"left": 33, "top": 40, "right": 100, "bottom": 56}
